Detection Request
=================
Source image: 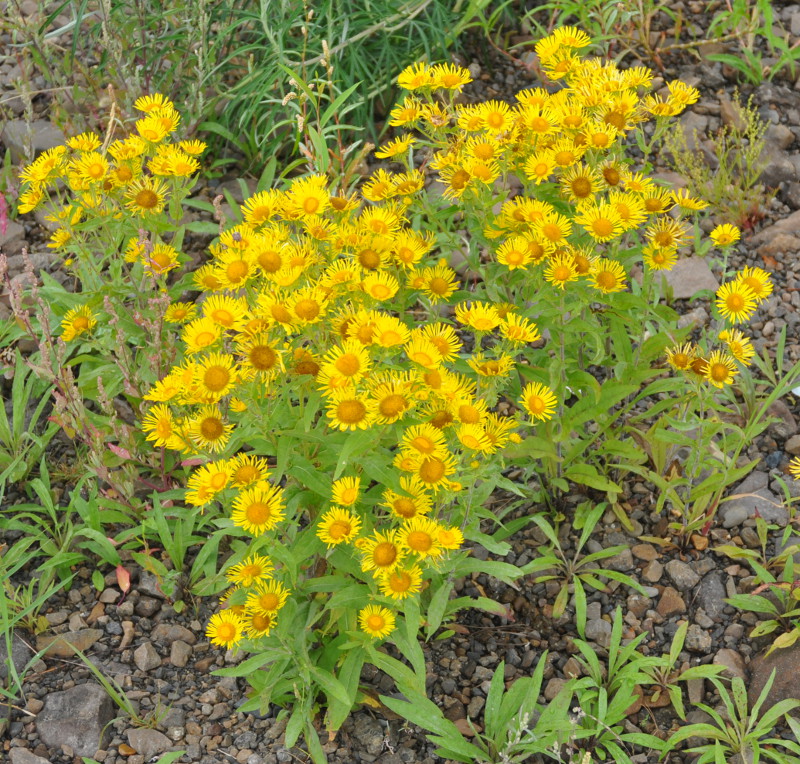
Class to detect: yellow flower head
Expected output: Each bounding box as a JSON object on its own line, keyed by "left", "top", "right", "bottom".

{"left": 246, "top": 579, "right": 289, "bottom": 614}
{"left": 331, "top": 476, "right": 361, "bottom": 507}
{"left": 379, "top": 565, "right": 423, "bottom": 600}
{"left": 666, "top": 343, "right": 696, "bottom": 371}
{"left": 360, "top": 529, "right": 406, "bottom": 577}
{"left": 358, "top": 604, "right": 396, "bottom": 639}
{"left": 715, "top": 281, "right": 758, "bottom": 324}
{"left": 60, "top": 305, "right": 98, "bottom": 342}
{"left": 231, "top": 481, "right": 286, "bottom": 535}
{"left": 520, "top": 382, "right": 557, "bottom": 422}
{"left": 317, "top": 507, "right": 362, "bottom": 547}
{"left": 735, "top": 266, "right": 772, "bottom": 302}
{"left": 206, "top": 611, "right": 246, "bottom": 648}
{"left": 225, "top": 554, "right": 274, "bottom": 587}
{"left": 703, "top": 350, "right": 738, "bottom": 388}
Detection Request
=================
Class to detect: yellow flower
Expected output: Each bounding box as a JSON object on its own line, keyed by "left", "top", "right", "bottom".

{"left": 375, "top": 134, "right": 415, "bottom": 159}
{"left": 665, "top": 343, "right": 696, "bottom": 371}
{"left": 642, "top": 244, "right": 677, "bottom": 271}
{"left": 379, "top": 565, "right": 423, "bottom": 600}
{"left": 647, "top": 217, "right": 688, "bottom": 251}
{"left": 47, "top": 228, "right": 72, "bottom": 250}
{"left": 231, "top": 482, "right": 286, "bottom": 535}
{"left": 500, "top": 314, "right": 540, "bottom": 344}
{"left": 179, "top": 139, "right": 207, "bottom": 156}
{"left": 60, "top": 305, "right": 98, "bottom": 342}
{"left": 141, "top": 404, "right": 177, "bottom": 448}
{"left": 182, "top": 317, "right": 222, "bottom": 355}
{"left": 242, "top": 190, "right": 284, "bottom": 226}
{"left": 479, "top": 100, "right": 513, "bottom": 132}
{"left": 285, "top": 174, "right": 329, "bottom": 218}
{"left": 227, "top": 453, "right": 270, "bottom": 487}
{"left": 543, "top": 252, "right": 578, "bottom": 290}
{"left": 590, "top": 259, "right": 627, "bottom": 294}
{"left": 405, "top": 337, "right": 444, "bottom": 369}
{"left": 520, "top": 382, "right": 557, "bottom": 422}
{"left": 194, "top": 353, "right": 238, "bottom": 401}
{"left": 332, "top": 476, "right": 361, "bottom": 507}
{"left": 242, "top": 609, "right": 278, "bottom": 639}
{"left": 397, "top": 62, "right": 432, "bottom": 90}
{"left": 317, "top": 507, "right": 362, "bottom": 547}
{"left": 190, "top": 405, "right": 234, "bottom": 453}
{"left": 419, "top": 264, "right": 459, "bottom": 302}
{"left": 429, "top": 63, "right": 472, "bottom": 90}
{"left": 360, "top": 530, "right": 406, "bottom": 577}
{"left": 575, "top": 202, "right": 624, "bottom": 242}
{"left": 164, "top": 302, "right": 197, "bottom": 323}
{"left": 382, "top": 478, "right": 432, "bottom": 520}
{"left": 225, "top": 554, "right": 274, "bottom": 587}
{"left": 125, "top": 177, "right": 168, "bottom": 216}
{"left": 185, "top": 460, "right": 231, "bottom": 506}
{"left": 246, "top": 579, "right": 289, "bottom": 614}
{"left": 400, "top": 423, "right": 448, "bottom": 458}
{"left": 206, "top": 611, "right": 246, "bottom": 648}
{"left": 319, "top": 340, "right": 372, "bottom": 389}
{"left": 361, "top": 272, "right": 400, "bottom": 301}
{"left": 456, "top": 423, "right": 493, "bottom": 452}
{"left": 455, "top": 301, "right": 502, "bottom": 333}
{"left": 703, "top": 350, "right": 738, "bottom": 388}
{"left": 735, "top": 266, "right": 772, "bottom": 302}
{"left": 325, "top": 389, "right": 376, "bottom": 431}
{"left": 715, "top": 281, "right": 758, "bottom": 324}
{"left": 468, "top": 354, "right": 514, "bottom": 378}
{"left": 358, "top": 605, "right": 396, "bottom": 639}
{"left": 438, "top": 525, "right": 464, "bottom": 550}
{"left": 788, "top": 456, "right": 800, "bottom": 480}
{"left": 144, "top": 243, "right": 180, "bottom": 276}
{"left": 397, "top": 517, "right": 442, "bottom": 559}
{"left": 134, "top": 93, "right": 173, "bottom": 113}
{"left": 720, "top": 329, "right": 755, "bottom": 365}
{"left": 523, "top": 151, "right": 556, "bottom": 184}
{"left": 70, "top": 152, "right": 109, "bottom": 184}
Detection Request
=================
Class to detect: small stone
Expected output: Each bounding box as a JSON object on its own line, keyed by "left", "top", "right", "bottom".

{"left": 767, "top": 399, "right": 798, "bottom": 440}
{"left": 785, "top": 434, "right": 800, "bottom": 455}
{"left": 657, "top": 587, "right": 686, "bottom": 617}
{"left": 563, "top": 657, "right": 582, "bottom": 678}
{"left": 99, "top": 589, "right": 119, "bottom": 604}
{"left": 665, "top": 560, "right": 701, "bottom": 591}
{"left": 127, "top": 728, "right": 171, "bottom": 760}
{"left": 685, "top": 624, "right": 712, "bottom": 653}
{"left": 36, "top": 629, "right": 103, "bottom": 657}
{"left": 714, "top": 648, "right": 746, "bottom": 680}
{"left": 0, "top": 633, "right": 30, "bottom": 680}
{"left": 151, "top": 623, "right": 197, "bottom": 645}
{"left": 134, "top": 597, "right": 161, "bottom": 617}
{"left": 133, "top": 642, "right": 161, "bottom": 672}
{"left": 687, "top": 677, "right": 705, "bottom": 704}
{"left": 627, "top": 594, "right": 651, "bottom": 619}
{"left": 544, "top": 678, "right": 568, "bottom": 701}
{"left": 631, "top": 544, "right": 658, "bottom": 561}
{"left": 642, "top": 560, "right": 663, "bottom": 583}
{"left": 721, "top": 487, "right": 789, "bottom": 528}
{"left": 601, "top": 547, "right": 634, "bottom": 572}
{"left": 170, "top": 640, "right": 192, "bottom": 668}
{"left": 119, "top": 620, "right": 135, "bottom": 651}
{"left": 26, "top": 698, "right": 44, "bottom": 714}
{"left": 0, "top": 221, "right": 26, "bottom": 256}
{"left": 44, "top": 611, "right": 69, "bottom": 626}
{"left": 36, "top": 683, "right": 115, "bottom": 757}
{"left": 137, "top": 570, "right": 167, "bottom": 599}
{"left": 585, "top": 619, "right": 612, "bottom": 648}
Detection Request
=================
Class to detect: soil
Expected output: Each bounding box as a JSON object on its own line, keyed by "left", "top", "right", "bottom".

{"left": 2, "top": 3, "right": 800, "bottom": 764}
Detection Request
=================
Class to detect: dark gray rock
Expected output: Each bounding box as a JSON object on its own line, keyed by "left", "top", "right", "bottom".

{"left": 720, "top": 488, "right": 788, "bottom": 528}
{"left": 663, "top": 258, "right": 719, "bottom": 300}
{"left": 36, "top": 683, "right": 115, "bottom": 757}
{"left": 9, "top": 750, "right": 53, "bottom": 764}
{"left": 133, "top": 642, "right": 161, "bottom": 672}
{"left": 665, "top": 560, "right": 701, "bottom": 591}
{"left": 696, "top": 572, "right": 727, "bottom": 620}
{"left": 0, "top": 632, "right": 31, "bottom": 681}
{"left": 748, "top": 642, "right": 800, "bottom": 711}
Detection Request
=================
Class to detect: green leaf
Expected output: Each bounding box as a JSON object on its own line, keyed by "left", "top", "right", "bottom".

{"left": 310, "top": 666, "right": 352, "bottom": 709}
{"left": 425, "top": 578, "right": 453, "bottom": 638}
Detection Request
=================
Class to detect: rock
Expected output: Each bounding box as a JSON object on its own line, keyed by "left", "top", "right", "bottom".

{"left": 664, "top": 560, "right": 700, "bottom": 591}
{"left": 35, "top": 629, "right": 103, "bottom": 657}
{"left": 750, "top": 209, "right": 800, "bottom": 246}
{"left": 720, "top": 487, "right": 789, "bottom": 528}
{"left": 642, "top": 560, "right": 663, "bottom": 583}
{"left": 351, "top": 715, "right": 385, "bottom": 756}
{"left": 0, "top": 632, "right": 31, "bottom": 680}
{"left": 663, "top": 258, "right": 719, "bottom": 299}
{"left": 137, "top": 570, "right": 167, "bottom": 599}
{"left": 9, "top": 750, "right": 53, "bottom": 764}
{"left": 748, "top": 642, "right": 800, "bottom": 711}
{"left": 601, "top": 547, "right": 634, "bottom": 572}
{"left": 756, "top": 232, "right": 800, "bottom": 257}
{"left": 766, "top": 123, "right": 795, "bottom": 151}
{"left": 127, "top": 728, "right": 171, "bottom": 759}
{"left": 687, "top": 677, "right": 705, "bottom": 704}
{"left": 719, "top": 95, "right": 747, "bottom": 131}
{"left": 133, "top": 642, "right": 161, "bottom": 672}
{"left": 714, "top": 648, "right": 747, "bottom": 680}
{"left": 695, "top": 572, "right": 727, "bottom": 620}
{"left": 736, "top": 470, "right": 769, "bottom": 495}
{"left": 170, "top": 640, "right": 193, "bottom": 667}
{"left": 585, "top": 619, "right": 612, "bottom": 648}
{"left": 676, "top": 305, "right": 710, "bottom": 330}
{"left": 627, "top": 594, "right": 651, "bottom": 618}
{"left": 151, "top": 623, "right": 197, "bottom": 645}
{"left": 134, "top": 597, "right": 161, "bottom": 617}
{"left": 657, "top": 586, "right": 686, "bottom": 617}
{"left": 679, "top": 111, "right": 708, "bottom": 151}
{"left": 36, "top": 683, "right": 115, "bottom": 757}
{"left": 685, "top": 624, "right": 712, "bottom": 653}
{"left": 0, "top": 221, "right": 25, "bottom": 256}
{"left": 785, "top": 434, "right": 800, "bottom": 455}
{"left": 631, "top": 544, "right": 658, "bottom": 561}
{"left": 760, "top": 146, "right": 797, "bottom": 187}
{"left": 1, "top": 120, "right": 65, "bottom": 163}
{"left": 544, "top": 677, "right": 568, "bottom": 701}
{"left": 767, "top": 399, "right": 798, "bottom": 440}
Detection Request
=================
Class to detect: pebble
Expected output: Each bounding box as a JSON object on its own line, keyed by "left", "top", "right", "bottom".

{"left": 714, "top": 648, "right": 747, "bottom": 680}
{"left": 642, "top": 560, "right": 663, "bottom": 583}
{"left": 584, "top": 619, "right": 612, "bottom": 648}
{"left": 170, "top": 640, "right": 193, "bottom": 667}
{"left": 657, "top": 587, "right": 686, "bottom": 617}
{"left": 133, "top": 642, "right": 161, "bottom": 672}
{"left": 685, "top": 624, "right": 713, "bottom": 653}
{"left": 664, "top": 560, "right": 701, "bottom": 591}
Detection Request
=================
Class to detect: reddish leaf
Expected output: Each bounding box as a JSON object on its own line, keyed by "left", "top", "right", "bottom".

{"left": 108, "top": 443, "right": 132, "bottom": 460}
{"left": 181, "top": 457, "right": 205, "bottom": 467}
{"left": 116, "top": 565, "right": 131, "bottom": 593}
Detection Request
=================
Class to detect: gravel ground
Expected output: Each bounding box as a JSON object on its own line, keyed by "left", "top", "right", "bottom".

{"left": 2, "top": 2, "right": 800, "bottom": 763}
